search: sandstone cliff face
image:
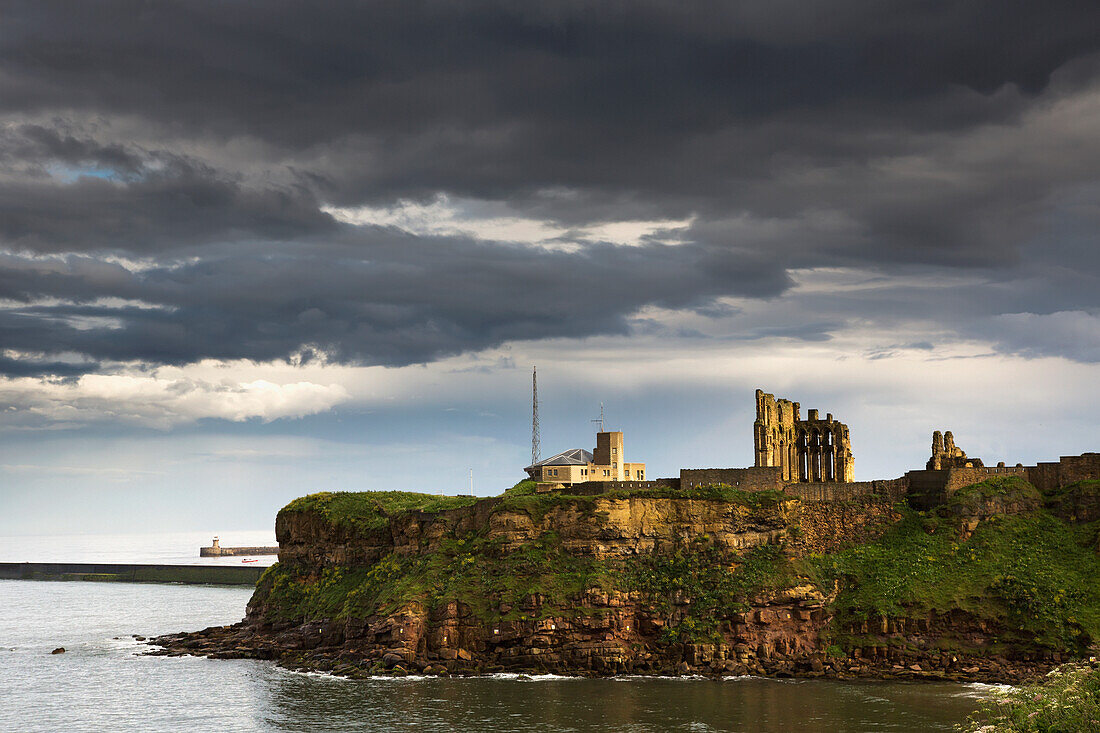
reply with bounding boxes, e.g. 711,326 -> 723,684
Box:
152,488 -> 1072,683
216,493 -> 918,678
275,495 -> 801,573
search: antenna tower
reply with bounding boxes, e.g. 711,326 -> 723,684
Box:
591,402 -> 605,433
531,366 -> 540,465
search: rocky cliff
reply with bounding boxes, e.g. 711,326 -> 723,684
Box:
153,480 -> 1100,682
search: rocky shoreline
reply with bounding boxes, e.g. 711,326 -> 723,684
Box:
149,591 -> 1067,685
148,620 -> 1059,684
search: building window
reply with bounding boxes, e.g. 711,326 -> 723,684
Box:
604,469 -> 610,476
625,470 -> 630,478
612,462 -> 617,469
639,472 -> 644,479
612,448 -> 617,455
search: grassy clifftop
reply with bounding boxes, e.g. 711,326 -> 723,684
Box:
262,477 -> 1100,658
279,480 -> 791,534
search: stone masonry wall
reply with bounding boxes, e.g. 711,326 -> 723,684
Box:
568,479 -> 680,494
680,467 -> 785,491
1028,454 -> 1100,493
783,478 -> 908,503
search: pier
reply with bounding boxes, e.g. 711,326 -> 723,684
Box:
199,536 -> 279,557
0,562 -> 264,586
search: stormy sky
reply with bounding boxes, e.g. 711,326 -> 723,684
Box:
2,1 -> 1099,536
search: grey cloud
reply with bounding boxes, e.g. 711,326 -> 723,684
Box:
983,311 -> 1100,363
0,356 -> 99,378
0,232 -> 790,375
1,1 -> 1100,374
0,149 -> 337,253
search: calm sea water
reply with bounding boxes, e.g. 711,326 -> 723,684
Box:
0,580 -> 997,732
0,533 -> 995,731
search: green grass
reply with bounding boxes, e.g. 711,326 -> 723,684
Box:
1045,480 -> 1100,521
801,498 -> 1100,648
963,662 -> 1100,732
939,476 -> 1042,517
504,479 -> 539,496
281,483 -> 791,536
280,491 -> 481,532
1044,479 -> 1100,500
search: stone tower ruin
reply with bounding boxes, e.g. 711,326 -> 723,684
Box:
926,430 -> 983,470
753,389 -> 854,483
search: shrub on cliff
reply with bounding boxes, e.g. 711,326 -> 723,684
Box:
963,662 -> 1100,732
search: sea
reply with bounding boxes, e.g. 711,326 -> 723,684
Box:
0,532 -> 999,732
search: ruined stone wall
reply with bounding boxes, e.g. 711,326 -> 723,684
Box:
754,390 -> 800,482
783,478 -> 908,503
944,467 -> 1000,493
753,389 -> 854,483
679,467 -> 785,491
567,479 -> 679,494
927,430 -> 982,470
906,466 -> 1027,508
1028,454 -> 1100,493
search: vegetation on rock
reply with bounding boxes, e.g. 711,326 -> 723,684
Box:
802,506 -> 1100,648
622,543 -> 793,641
258,476 -> 1100,670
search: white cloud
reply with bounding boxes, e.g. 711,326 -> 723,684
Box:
323,193 -> 692,248
0,371 -> 349,428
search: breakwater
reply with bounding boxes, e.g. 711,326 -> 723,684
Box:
0,562 -> 262,586
199,545 -> 279,557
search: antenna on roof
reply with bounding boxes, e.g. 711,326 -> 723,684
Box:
531,367 -> 540,466
591,402 -> 605,433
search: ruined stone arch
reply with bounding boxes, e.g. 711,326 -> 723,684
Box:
753,389 -> 855,484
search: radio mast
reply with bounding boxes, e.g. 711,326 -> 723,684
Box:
591,402 -> 605,433
531,366 -> 540,466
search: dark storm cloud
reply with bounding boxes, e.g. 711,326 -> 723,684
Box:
0,125 -> 337,252
0,233 -> 790,375
1,0 -> 1099,374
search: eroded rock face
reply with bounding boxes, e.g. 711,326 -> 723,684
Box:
194,494 -> 908,678
275,495 -> 801,574
149,491 -> 1056,683
152,588 -> 1053,683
